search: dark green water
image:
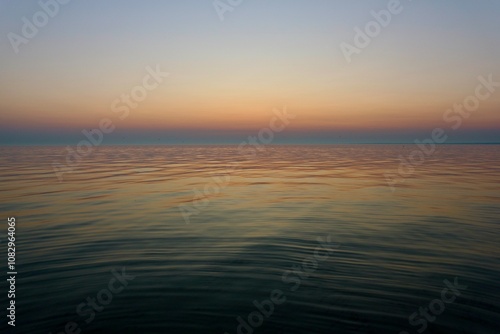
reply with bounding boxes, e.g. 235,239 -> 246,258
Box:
1,145 -> 499,334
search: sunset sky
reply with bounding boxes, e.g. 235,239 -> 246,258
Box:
1,0 -> 499,144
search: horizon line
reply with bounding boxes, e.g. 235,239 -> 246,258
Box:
2,142 -> 500,147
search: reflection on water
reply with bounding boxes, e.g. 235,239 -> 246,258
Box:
0,145 -> 499,334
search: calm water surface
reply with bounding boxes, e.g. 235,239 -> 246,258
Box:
1,145 -> 499,333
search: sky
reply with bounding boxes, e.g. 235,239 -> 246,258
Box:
0,0 -> 499,144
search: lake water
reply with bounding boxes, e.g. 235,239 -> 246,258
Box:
1,145 -> 499,333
